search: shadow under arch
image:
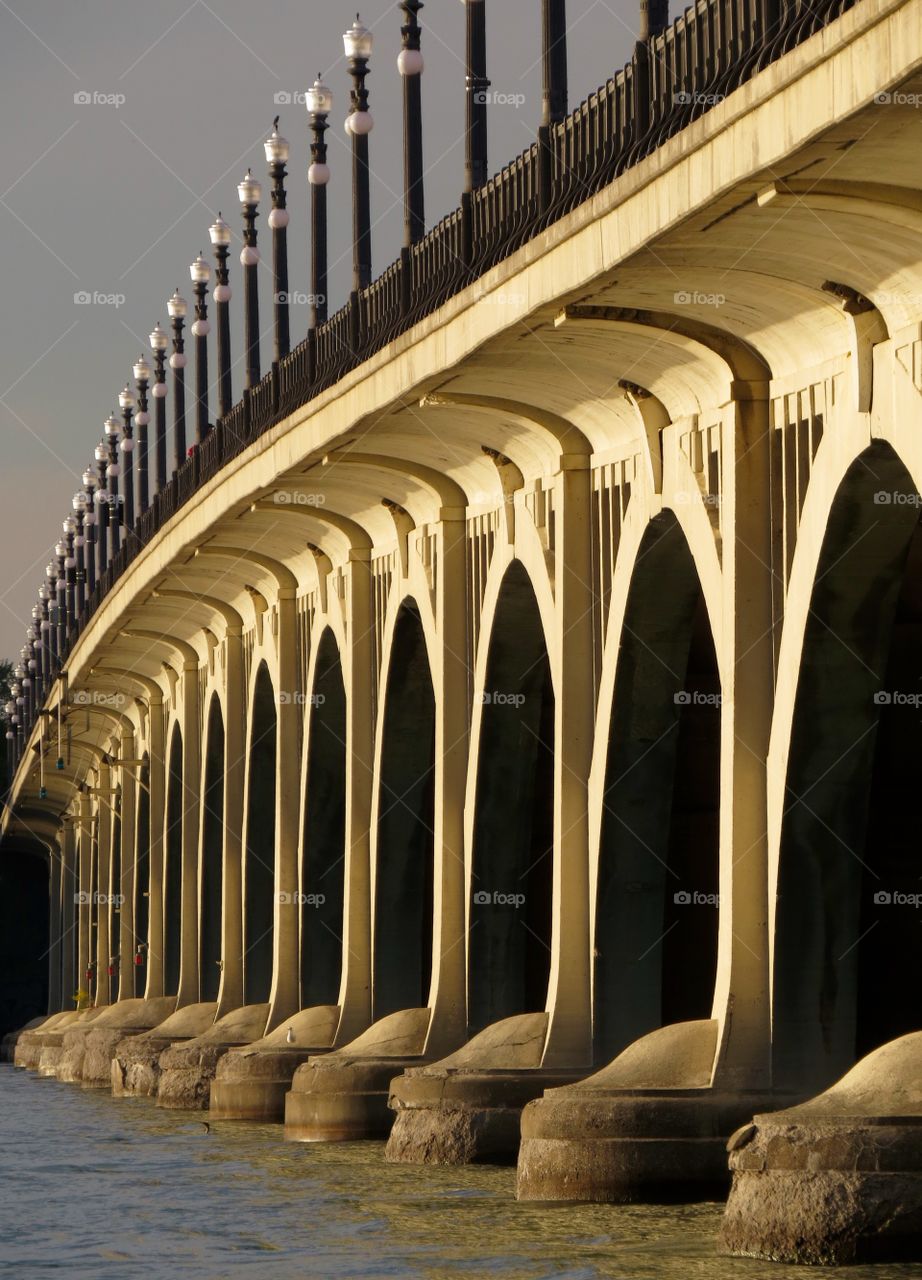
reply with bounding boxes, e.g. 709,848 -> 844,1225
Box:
300,629 -> 347,1007
200,697 -> 224,1002
109,793 -> 121,1003
244,663 -> 277,1005
593,511 -> 720,1066
134,754 -> 150,996
164,726 -> 183,996
774,442 -> 922,1093
469,559 -> 554,1037
373,600 -> 435,1020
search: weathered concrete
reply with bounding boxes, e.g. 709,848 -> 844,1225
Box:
721,1033 -> 922,1265
77,997 -> 178,1088
385,1013 -> 587,1165
209,1005 -> 340,1122
111,1002 -> 218,1098
10,1013 -> 74,1068
285,1009 -> 431,1141
156,1003 -> 270,1110
35,1009 -> 106,1076
516,1022 -> 780,1202
1,1016 -> 48,1064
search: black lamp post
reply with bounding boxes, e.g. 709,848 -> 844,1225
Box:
209,214 -> 233,417
638,0 -> 668,39
62,518 -> 76,635
167,289 -> 188,470
149,323 -> 169,493
43,569 -> 58,671
118,385 -> 135,530
465,0 -> 489,193
344,16 -> 374,294
189,254 -> 211,443
265,122 -> 290,363
52,545 -> 66,655
94,441 -> 109,576
306,78 -> 333,330
542,0 -> 568,126
237,170 -> 262,389
81,468 -> 96,593
398,2 -> 425,247
72,490 -> 87,614
29,607 -> 43,703
133,356 -> 150,513
104,414 -> 121,559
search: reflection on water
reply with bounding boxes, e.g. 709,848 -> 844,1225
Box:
0,1063 -> 918,1280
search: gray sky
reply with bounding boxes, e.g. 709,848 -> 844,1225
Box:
0,0 -> 638,659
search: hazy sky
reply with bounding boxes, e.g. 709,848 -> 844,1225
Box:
0,0 -> 639,658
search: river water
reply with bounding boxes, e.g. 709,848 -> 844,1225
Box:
0,1063 -> 918,1280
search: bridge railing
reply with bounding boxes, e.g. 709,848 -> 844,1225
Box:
9,0 -> 859,773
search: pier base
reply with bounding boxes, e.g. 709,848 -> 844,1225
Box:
111,1003 -> 218,1097
10,1013 -> 75,1068
57,998 -> 177,1084
385,1013 -> 585,1165
209,1005 -> 339,1122
156,1004 -> 270,1110
2,1016 -> 47,1063
721,1032 -> 922,1265
285,1008 -> 431,1142
516,1021 -> 779,1202
36,1009 -> 106,1076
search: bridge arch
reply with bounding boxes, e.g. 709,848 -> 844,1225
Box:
772,441 -> 922,1092
468,558 -> 555,1035
163,724 -> 183,996
591,510 -> 721,1065
199,696 -> 224,1003
300,628 -> 347,1007
243,661 -> 277,1006
371,597 -> 436,1019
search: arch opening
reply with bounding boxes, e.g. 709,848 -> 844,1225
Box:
774,443 -> 922,1092
593,513 -> 720,1066
373,601 -> 435,1019
244,663 -> 276,1005
469,560 -> 555,1036
300,630 -> 347,1008
109,795 -> 121,1004
164,726 -> 183,996
200,699 -> 225,1003
133,756 -> 150,996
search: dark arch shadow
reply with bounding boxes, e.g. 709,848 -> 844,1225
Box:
134,755 -> 150,996
0,849 -> 48,1033
469,560 -> 555,1037
109,794 -> 121,1003
164,726 -> 183,996
301,630 -> 347,1007
244,663 -> 277,1005
200,698 -> 225,1002
373,601 -> 435,1020
774,442 -> 922,1093
593,513 -> 720,1066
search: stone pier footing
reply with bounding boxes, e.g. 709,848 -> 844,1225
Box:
57,998 -> 177,1084
721,1032 -> 922,1265
36,1009 -> 106,1076
10,1013 -> 75,1068
111,1003 -> 218,1097
285,1008 -> 432,1142
516,1020 -> 782,1203
2,1016 -> 47,1063
156,1004 -> 270,1110
385,1013 -> 586,1166
209,1005 -> 340,1122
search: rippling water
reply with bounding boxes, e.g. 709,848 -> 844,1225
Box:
1,1063 -> 919,1280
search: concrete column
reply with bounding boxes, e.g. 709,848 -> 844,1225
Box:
543,458 -> 594,1067
218,632 -> 246,1014
60,818 -> 77,1011
269,588 -> 301,1025
712,390 -> 774,1090
95,766 -> 112,1007
333,553 -> 375,1043
77,794 -> 93,1002
425,515 -> 469,1056
145,702 -> 166,997
117,731 -> 137,1002
47,841 -> 63,1014
177,663 -> 201,1005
